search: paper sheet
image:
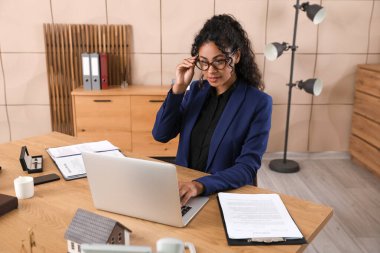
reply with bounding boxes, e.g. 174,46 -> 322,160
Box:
47,141 -> 122,179
53,150 -> 125,178
218,193 -> 303,240
47,140 -> 118,158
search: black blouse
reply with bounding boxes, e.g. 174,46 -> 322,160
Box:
189,84 -> 235,171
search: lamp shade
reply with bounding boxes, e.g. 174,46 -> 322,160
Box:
298,78 -> 323,96
264,42 -> 288,61
303,3 -> 326,24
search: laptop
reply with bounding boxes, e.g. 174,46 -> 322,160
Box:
82,152 -> 209,227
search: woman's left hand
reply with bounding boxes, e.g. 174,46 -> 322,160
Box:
178,181 -> 205,206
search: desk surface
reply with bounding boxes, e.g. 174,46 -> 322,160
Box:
0,132 -> 332,253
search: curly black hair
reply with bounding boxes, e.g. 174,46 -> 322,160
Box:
191,14 -> 264,90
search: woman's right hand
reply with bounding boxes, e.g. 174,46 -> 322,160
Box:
172,56 -> 197,94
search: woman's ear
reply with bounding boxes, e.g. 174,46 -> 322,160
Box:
234,49 -> 241,64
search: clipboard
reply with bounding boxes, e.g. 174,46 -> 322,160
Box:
217,195 -> 307,246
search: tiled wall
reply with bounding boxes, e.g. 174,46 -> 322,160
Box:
0,0 -> 379,152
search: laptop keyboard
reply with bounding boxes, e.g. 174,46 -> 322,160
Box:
181,205 -> 192,216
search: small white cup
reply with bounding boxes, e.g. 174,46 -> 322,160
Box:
156,238 -> 196,253
14,176 -> 34,199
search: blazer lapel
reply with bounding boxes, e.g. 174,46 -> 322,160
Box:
181,85 -> 210,166
206,81 -> 247,171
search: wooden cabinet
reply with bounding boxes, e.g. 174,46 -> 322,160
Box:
350,64 -> 380,176
72,86 -> 178,156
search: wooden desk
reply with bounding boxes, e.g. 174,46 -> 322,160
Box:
0,132 -> 332,253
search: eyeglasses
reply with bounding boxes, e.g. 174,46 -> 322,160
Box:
195,57 -> 233,71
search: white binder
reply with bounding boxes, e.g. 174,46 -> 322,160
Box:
81,53 -> 92,90
90,53 -> 101,90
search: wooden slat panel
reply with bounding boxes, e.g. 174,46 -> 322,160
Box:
356,68 -> 380,97
43,24 -> 131,136
350,135 -> 380,177
353,91 -> 380,124
43,24 -> 56,131
52,24 -> 62,133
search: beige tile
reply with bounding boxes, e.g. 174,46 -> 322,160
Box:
318,1 -> 372,53
267,104 -> 311,152
162,0 -> 214,53
107,0 -> 161,53
0,106 -> 10,143
2,53 -> 49,105
162,54 -> 189,86
369,1 -> 380,53
263,54 -> 316,105
130,54 -> 161,86
215,0 -> 267,53
0,57 -> 5,105
0,0 -> 52,52
309,105 -> 353,152
367,54 -> 380,64
267,0 -> 321,54
313,54 -> 367,105
51,0 -> 106,24
8,105 -> 51,141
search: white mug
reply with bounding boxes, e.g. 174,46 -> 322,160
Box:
156,238 -> 196,253
14,176 -> 34,199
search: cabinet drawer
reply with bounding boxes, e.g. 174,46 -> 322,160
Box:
77,131 -> 132,151
131,95 -> 165,131
74,95 -> 131,132
354,92 -> 380,124
132,132 -> 178,157
356,68 -> 380,97
351,113 -> 380,148
350,135 -> 380,177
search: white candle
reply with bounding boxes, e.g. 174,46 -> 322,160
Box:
14,176 -> 34,199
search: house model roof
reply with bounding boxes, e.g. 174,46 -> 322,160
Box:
64,208 -> 131,244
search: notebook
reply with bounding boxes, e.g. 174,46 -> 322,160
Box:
82,152 -> 209,227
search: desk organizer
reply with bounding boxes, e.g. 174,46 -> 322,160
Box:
19,146 -> 43,173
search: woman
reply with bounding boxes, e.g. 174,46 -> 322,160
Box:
153,14 -> 272,205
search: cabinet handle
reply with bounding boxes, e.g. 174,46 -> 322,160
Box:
81,129 -> 86,132
93,99 -> 112,102
149,99 -> 164,103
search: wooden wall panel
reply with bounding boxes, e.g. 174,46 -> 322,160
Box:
43,24 -> 131,135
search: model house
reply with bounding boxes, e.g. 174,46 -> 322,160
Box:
64,208 -> 131,253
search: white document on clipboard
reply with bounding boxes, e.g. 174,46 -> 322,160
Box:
218,193 -> 303,241
47,141 -> 124,180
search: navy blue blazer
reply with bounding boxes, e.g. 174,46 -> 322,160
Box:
152,79 -> 272,195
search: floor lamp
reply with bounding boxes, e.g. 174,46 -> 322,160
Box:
264,0 -> 326,173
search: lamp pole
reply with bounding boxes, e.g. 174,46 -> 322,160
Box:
269,0 -> 302,173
